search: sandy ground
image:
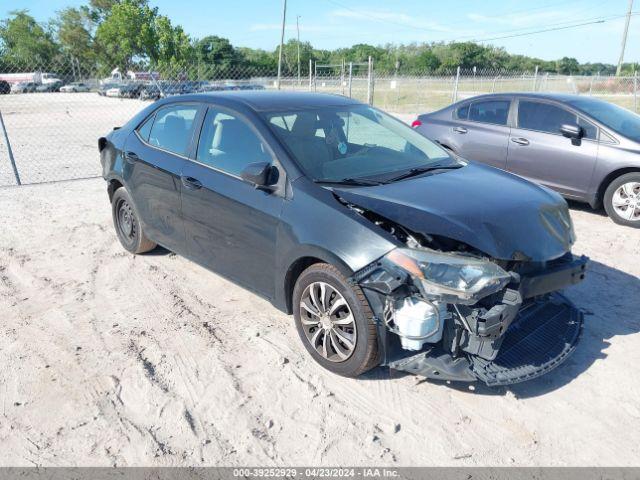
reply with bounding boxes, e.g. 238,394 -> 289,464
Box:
1,178 -> 639,467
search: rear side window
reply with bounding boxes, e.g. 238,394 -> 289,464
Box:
148,105 -> 199,156
136,115 -> 154,142
468,100 -> 510,125
455,104 -> 469,119
518,101 -> 597,139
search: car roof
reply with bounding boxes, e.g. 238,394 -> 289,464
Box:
459,92 -> 591,103
161,91 -> 362,112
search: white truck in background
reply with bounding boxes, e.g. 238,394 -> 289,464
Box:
0,72 -> 63,85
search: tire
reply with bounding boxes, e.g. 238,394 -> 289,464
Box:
292,263 -> 379,377
111,187 -> 157,254
603,172 -> 640,228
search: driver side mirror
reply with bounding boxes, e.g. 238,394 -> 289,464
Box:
240,162 -> 278,191
560,124 -> 583,140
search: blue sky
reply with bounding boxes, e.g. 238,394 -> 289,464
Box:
5,0 -> 639,64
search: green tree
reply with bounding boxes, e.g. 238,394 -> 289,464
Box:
195,36 -> 236,66
237,47 -> 276,71
94,0 -> 158,72
55,7 -> 95,69
155,15 -> 194,74
0,10 -> 59,67
556,57 -> 580,75
415,49 -> 440,72
282,39 -> 313,75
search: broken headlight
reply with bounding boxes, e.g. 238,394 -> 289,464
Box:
385,248 -> 511,305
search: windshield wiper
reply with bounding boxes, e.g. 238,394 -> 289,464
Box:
384,163 -> 462,183
314,177 -> 382,186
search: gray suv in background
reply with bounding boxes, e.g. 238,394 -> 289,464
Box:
413,93 -> 640,227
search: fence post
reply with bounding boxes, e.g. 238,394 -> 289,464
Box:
308,59 -> 313,91
533,65 -> 539,91
340,59 -> 345,96
348,62 -> 353,98
366,56 -> 374,105
452,66 -> 460,102
635,71 -> 638,113
0,110 -> 21,186
314,61 -> 317,92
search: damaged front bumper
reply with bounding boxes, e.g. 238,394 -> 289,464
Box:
353,252 -> 588,386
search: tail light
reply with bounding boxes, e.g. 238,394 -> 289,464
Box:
411,119 -> 422,128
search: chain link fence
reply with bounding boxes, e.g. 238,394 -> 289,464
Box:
0,59 -> 638,186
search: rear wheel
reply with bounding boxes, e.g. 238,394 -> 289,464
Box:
604,173 -> 640,228
293,263 -> 379,377
111,187 -> 157,253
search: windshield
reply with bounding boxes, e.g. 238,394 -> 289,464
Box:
566,98 -> 640,142
265,105 -> 453,182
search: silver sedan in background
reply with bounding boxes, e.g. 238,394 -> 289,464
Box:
413,93 -> 640,227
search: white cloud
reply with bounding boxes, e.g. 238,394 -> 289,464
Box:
467,10 -> 571,28
249,23 -> 332,33
329,8 -> 454,33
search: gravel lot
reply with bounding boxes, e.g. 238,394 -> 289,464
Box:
1,178 -> 639,467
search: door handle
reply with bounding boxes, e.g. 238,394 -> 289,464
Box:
511,137 -> 530,146
453,127 -> 468,134
124,151 -> 139,163
181,176 -> 202,190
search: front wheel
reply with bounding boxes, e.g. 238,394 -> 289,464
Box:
604,173 -> 640,228
111,187 -> 157,254
293,263 -> 379,377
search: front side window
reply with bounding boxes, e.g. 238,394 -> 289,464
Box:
518,100 -> 597,139
265,105 -> 453,182
148,104 -> 198,156
196,108 -> 271,176
566,97 -> 640,142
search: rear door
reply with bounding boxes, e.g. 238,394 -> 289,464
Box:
180,105 -> 284,299
446,97 -> 512,169
124,103 -> 202,253
506,98 -> 599,198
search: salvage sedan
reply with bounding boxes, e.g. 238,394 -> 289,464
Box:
99,92 -> 588,386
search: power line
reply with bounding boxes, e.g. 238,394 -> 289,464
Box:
467,13 -> 639,43
322,0 -> 609,33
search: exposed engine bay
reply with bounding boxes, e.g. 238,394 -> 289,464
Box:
343,199 -> 588,386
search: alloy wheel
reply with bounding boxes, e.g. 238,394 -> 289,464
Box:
299,281 -> 357,363
611,182 -> 640,222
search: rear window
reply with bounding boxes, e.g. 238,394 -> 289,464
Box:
468,100 -> 510,126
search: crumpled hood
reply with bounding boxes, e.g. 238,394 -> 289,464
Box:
335,162 -> 575,261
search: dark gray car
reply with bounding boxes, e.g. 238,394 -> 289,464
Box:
100,91 -> 588,386
414,93 -> 640,227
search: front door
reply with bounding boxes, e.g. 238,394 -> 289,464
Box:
124,103 -> 201,252
506,99 -> 599,199
180,106 -> 284,299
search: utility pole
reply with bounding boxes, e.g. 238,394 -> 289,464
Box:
276,0 -> 287,90
296,15 -> 301,86
616,0 -> 634,76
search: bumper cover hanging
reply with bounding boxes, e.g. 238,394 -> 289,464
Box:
389,293 -> 583,386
